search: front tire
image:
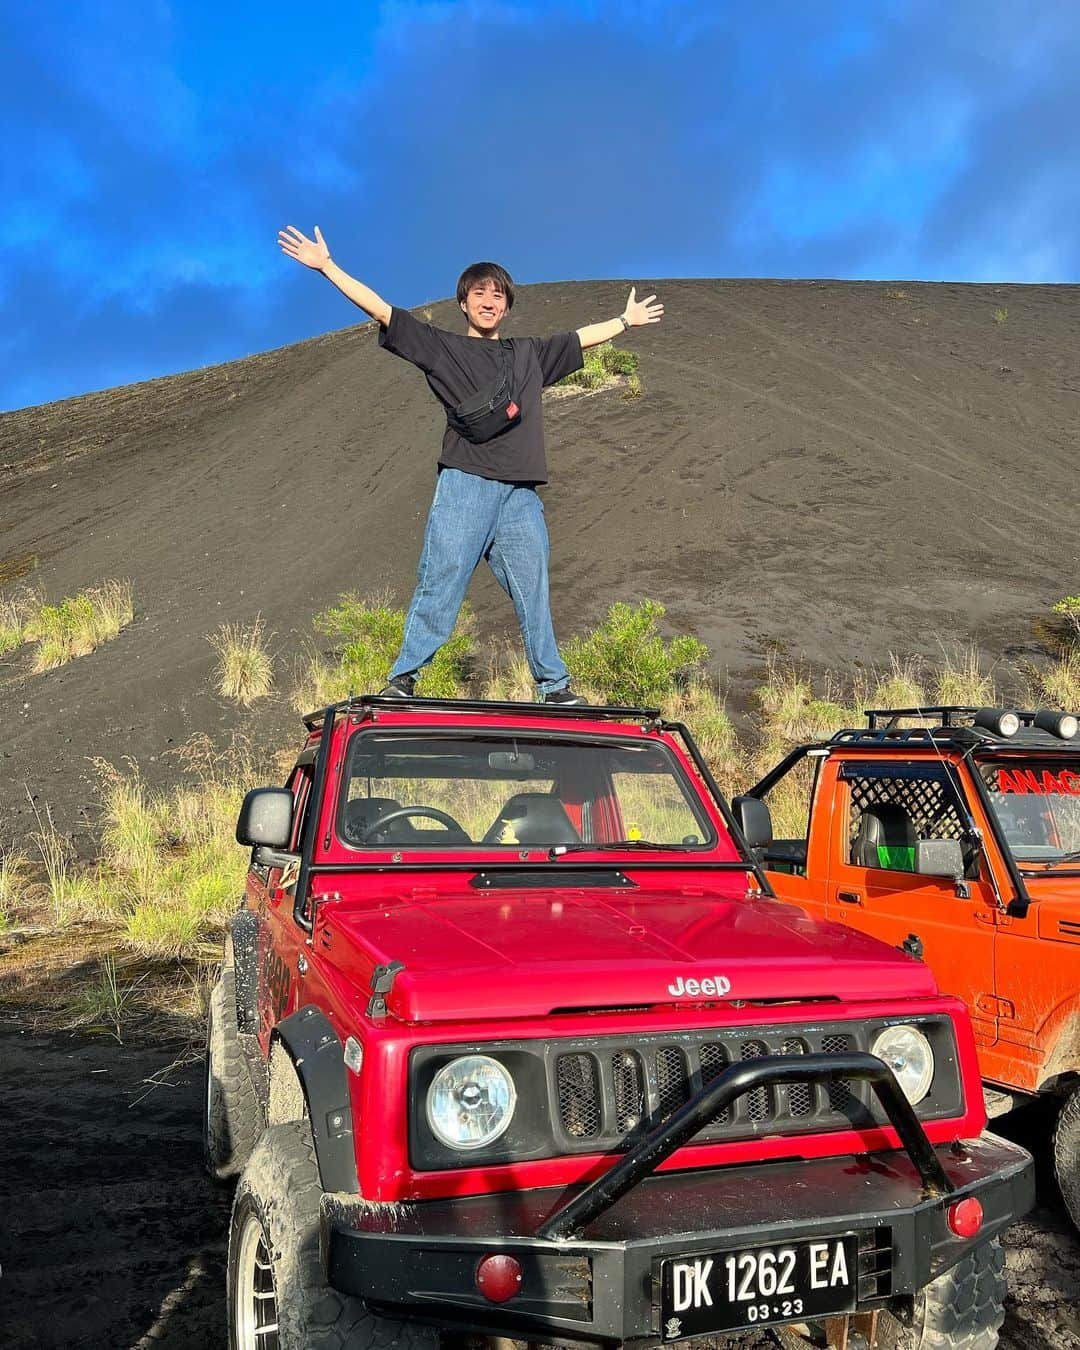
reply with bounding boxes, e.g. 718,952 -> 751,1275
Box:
204,969 -> 262,1181
228,1120 -> 438,1350
773,1239 -> 1006,1350
1053,1085 -> 1080,1230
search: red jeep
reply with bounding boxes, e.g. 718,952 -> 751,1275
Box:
740,703 -> 1080,1231
206,696 -> 1033,1350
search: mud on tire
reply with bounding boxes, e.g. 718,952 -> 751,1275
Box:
774,1239 -> 1006,1350
1053,1085 -> 1080,1231
204,969 -> 263,1181
228,1119 -> 438,1350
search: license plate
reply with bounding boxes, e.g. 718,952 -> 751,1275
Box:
659,1234 -> 859,1338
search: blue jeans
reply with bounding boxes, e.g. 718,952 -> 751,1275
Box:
389,468 -> 570,694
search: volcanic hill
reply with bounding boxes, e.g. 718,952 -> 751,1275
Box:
1,278 -> 1078,846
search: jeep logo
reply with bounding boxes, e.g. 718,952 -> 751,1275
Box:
667,975 -> 731,998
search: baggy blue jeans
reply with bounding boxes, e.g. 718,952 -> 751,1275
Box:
389,468 -> 571,694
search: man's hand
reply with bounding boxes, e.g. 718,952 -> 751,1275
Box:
623,286 -> 663,327
278,225 -> 392,324
278,224 -> 331,270
576,286 -> 664,349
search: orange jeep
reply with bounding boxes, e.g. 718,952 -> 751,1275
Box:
737,705 -> 1080,1228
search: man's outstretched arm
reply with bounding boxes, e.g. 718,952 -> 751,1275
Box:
278,225 -> 392,327
576,286 -> 664,349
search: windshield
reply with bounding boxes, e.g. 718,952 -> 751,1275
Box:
978,758 -> 1080,864
337,732 -> 717,851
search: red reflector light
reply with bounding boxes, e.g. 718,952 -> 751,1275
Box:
475,1253 -> 523,1303
947,1196 -> 984,1239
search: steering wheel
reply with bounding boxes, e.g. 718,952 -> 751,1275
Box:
358,806 -> 469,843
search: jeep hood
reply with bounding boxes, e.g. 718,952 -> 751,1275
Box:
329,885 -> 937,1022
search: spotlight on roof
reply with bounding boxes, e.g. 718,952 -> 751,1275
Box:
973,708 -> 1021,737
1034,710 -> 1079,740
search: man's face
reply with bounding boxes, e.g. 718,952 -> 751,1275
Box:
461,277 -> 508,333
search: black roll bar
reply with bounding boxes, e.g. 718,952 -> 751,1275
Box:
537,1051 -> 954,1241
294,704 -> 335,935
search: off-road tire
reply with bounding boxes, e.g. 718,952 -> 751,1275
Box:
204,969 -> 262,1181
1053,1085 -> 1080,1230
773,1239 -> 1006,1350
228,1119 -> 439,1350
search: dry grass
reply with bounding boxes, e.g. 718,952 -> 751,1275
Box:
480,645 -> 537,703
0,846 -> 28,929
61,953 -> 144,1043
0,585 -> 44,655
1027,651 -> 1080,711
23,579 -> 134,671
929,642 -> 997,706
209,615 -> 274,705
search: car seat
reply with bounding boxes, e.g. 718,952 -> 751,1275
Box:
852,802 -> 917,871
483,793 -> 582,847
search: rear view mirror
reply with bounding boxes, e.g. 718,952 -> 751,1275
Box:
915,839 -> 964,879
488,751 -> 536,772
236,788 -> 294,848
731,795 -> 773,852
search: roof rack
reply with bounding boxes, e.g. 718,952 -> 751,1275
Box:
301,694 -> 663,732
862,705 -> 986,730
829,724 -> 981,748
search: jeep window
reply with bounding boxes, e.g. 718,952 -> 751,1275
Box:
977,758 -> 1080,863
338,733 -> 715,850
842,764 -> 978,878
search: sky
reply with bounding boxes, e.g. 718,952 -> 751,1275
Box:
2,0 -> 1078,411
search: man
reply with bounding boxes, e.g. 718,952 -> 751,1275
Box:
278,224 -> 663,703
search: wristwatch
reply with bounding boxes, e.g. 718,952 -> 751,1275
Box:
618,313 -> 631,331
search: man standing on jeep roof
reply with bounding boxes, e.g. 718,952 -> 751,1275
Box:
278,224 -> 663,704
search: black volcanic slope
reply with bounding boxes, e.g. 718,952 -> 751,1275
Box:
1,278 -> 1078,844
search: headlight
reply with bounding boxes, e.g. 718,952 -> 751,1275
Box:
426,1054 -> 516,1150
871,1024 -> 935,1105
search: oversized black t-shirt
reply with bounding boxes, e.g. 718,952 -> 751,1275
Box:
377,307 -> 583,484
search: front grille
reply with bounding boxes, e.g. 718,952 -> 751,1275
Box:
557,1053 -> 602,1139
552,1024 -> 873,1149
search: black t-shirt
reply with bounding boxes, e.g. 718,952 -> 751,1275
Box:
378,307 -> 583,484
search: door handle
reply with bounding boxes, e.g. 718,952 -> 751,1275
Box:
837,890 -> 863,906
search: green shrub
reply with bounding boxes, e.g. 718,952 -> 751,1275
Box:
1051,597 -> 1080,651
557,342 -> 639,392
563,600 -> 708,705
302,592 -> 474,707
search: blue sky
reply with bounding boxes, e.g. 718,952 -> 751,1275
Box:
2,0 -> 1077,411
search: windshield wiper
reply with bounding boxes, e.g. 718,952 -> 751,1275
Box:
549,839 -> 700,859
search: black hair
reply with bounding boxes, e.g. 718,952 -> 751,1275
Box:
456,262 -> 515,311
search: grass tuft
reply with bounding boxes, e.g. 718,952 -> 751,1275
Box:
209,615 -> 274,704
929,643 -> 996,707
294,591 -> 474,709
556,342 -> 639,395
24,579 -> 134,671
62,954 -> 144,1042
1027,651 -> 1080,711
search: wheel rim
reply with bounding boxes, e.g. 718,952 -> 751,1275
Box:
234,1211 -> 280,1350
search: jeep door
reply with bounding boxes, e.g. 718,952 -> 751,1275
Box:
754,749 -> 833,917
252,760 -> 311,1046
825,760 -> 999,1048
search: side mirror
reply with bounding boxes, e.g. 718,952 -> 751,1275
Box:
236,787 -> 294,848
732,795 -> 773,852
915,838 -> 964,879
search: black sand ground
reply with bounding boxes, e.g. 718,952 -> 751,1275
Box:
1,279 -> 1078,847
0,1017 -> 1076,1349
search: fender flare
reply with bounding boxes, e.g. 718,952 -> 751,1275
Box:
227,909 -> 260,1034
272,1005 -> 359,1193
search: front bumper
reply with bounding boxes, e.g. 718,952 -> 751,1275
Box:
323,1132 -> 1033,1345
